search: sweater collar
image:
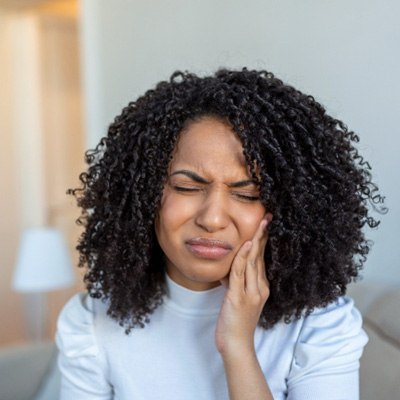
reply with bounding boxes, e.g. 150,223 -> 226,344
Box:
164,273 -> 226,316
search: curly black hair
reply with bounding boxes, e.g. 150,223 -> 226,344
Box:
70,68 -> 387,332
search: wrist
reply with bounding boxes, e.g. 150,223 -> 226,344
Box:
219,341 -> 256,362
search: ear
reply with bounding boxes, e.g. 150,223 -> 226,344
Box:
265,212 -> 273,224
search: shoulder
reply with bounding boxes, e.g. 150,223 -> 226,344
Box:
288,296 -> 368,385
298,295 -> 366,344
56,293 -> 116,397
56,292 -> 110,358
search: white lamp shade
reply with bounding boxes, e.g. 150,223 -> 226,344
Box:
13,228 -> 75,292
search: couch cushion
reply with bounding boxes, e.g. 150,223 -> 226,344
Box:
360,324 -> 400,400
346,281 -> 393,315
348,282 -> 400,400
365,289 -> 400,348
32,348 -> 61,400
0,341 -> 55,400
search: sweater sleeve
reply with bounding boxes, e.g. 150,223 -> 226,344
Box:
55,293 -> 113,400
287,296 -> 368,400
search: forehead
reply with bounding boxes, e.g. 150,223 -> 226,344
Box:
170,117 -> 248,173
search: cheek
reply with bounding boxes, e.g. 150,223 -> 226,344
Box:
237,205 -> 266,238
157,191 -> 196,232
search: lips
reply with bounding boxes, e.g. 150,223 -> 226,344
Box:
185,238 -> 233,259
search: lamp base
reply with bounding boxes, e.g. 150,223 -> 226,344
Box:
23,292 -> 47,342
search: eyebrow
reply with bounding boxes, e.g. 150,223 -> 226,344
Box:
169,169 -> 259,188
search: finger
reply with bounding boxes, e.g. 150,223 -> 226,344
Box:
245,255 -> 259,294
259,216 -> 273,295
247,218 -> 269,290
258,220 -> 270,281
229,240 -> 252,293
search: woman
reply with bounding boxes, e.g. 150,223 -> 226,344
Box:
57,68 -> 386,399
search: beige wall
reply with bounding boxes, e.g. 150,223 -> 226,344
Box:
0,1 -> 85,346
0,12 -> 25,344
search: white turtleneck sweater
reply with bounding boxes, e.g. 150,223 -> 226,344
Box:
56,274 -> 367,400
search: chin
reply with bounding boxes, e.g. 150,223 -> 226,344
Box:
185,265 -> 230,283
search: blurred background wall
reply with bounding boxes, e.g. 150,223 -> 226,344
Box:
1,0 -> 399,346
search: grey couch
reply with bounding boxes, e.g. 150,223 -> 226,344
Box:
1,282 -> 399,400
0,341 -> 59,400
347,281 -> 400,399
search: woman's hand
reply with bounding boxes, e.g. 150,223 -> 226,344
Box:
215,215 -> 271,357
216,215 -> 274,399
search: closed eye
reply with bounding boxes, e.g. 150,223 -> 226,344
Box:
234,193 -> 260,201
172,186 -> 200,193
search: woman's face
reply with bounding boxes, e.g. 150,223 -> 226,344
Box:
155,117 -> 268,291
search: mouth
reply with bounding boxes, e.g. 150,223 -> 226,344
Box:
185,238 -> 233,260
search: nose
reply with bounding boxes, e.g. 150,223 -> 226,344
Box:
194,189 -> 230,233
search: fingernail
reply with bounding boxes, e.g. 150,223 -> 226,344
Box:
245,241 -> 253,250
